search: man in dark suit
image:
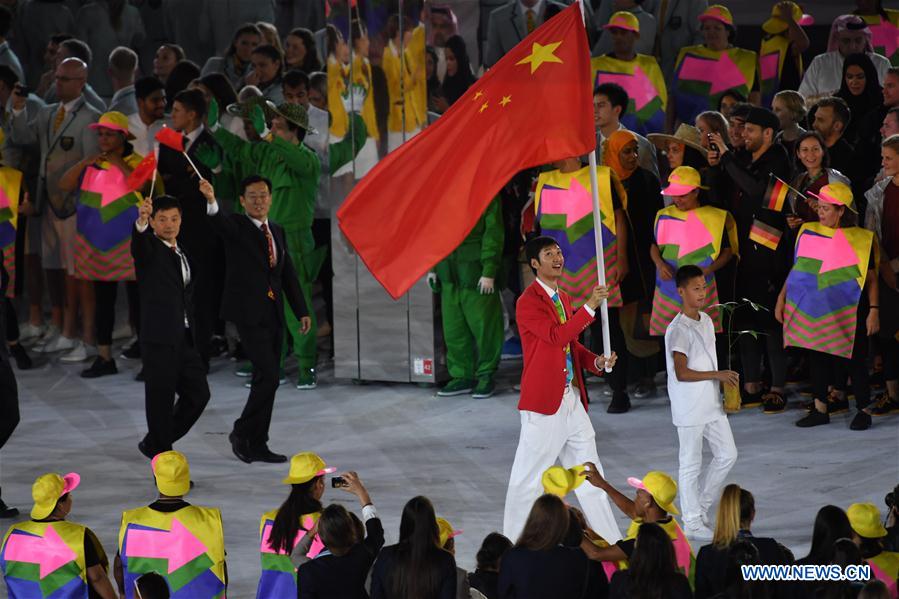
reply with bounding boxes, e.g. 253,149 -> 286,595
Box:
132,194 -> 210,460
0,259 -> 19,518
200,176 -> 311,464
502,236 -> 619,543
156,88 -> 223,364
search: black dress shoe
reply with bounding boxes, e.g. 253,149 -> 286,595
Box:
0,498 -> 19,519
607,392 -> 631,414
229,433 -> 253,464
251,446 -> 288,463
10,343 -> 32,370
81,357 -> 117,378
849,411 -> 872,431
138,439 -> 155,460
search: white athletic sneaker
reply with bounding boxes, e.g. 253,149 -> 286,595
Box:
18,322 -> 46,343
38,333 -> 77,354
684,522 -> 715,541
59,341 -> 97,363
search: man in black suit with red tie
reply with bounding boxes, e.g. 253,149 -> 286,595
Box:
200,176 -> 311,464
132,194 -> 210,459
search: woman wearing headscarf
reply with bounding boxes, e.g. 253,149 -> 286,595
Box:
436,35 -> 476,110
603,130 -> 663,398
836,52 -> 884,144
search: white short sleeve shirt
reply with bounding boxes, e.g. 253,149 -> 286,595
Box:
664,311 -> 725,427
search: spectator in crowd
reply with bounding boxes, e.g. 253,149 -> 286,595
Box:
56,111 -> 146,378
114,451 -> 226,597
648,124 -> 706,185
436,517 -> 471,599
603,129 -> 662,398
654,0 -> 706,83
296,471 -> 385,598
717,90 -> 745,119
608,522 -> 692,599
17,1 -> 75,87
285,28 -> 322,73
257,452 -> 332,596
498,494 -> 606,598
695,484 -> 793,598
865,134 -> 899,418
777,183 -> 878,430
592,0 -> 657,57
75,0 -> 145,100
152,43 -> 185,84
10,57 -> 101,362
255,21 -> 282,55
800,14 -> 891,103
0,6 -> 23,84
883,107 -> 899,141
436,34 -> 476,110
425,45 -> 441,112
429,3 -> 459,82
664,264 -> 738,540
596,82 -> 659,180
484,0 -> 567,68
246,44 -> 284,105
695,110 -> 731,152
724,102 -> 751,154
857,68 -> 899,185
789,131 -> 851,228
468,533 -> 512,599
836,53 -> 884,144
860,580 -> 892,599
42,38 -> 107,113
309,71 -> 326,112
201,22 -> 262,89
758,2 -> 811,109
708,107 -> 791,413
812,96 -> 868,218
128,76 -> 168,159
107,46 -> 138,115
847,503 -> 899,593
708,540 -> 776,599
798,505 -> 854,566
670,5 -> 758,130
370,495 -> 458,599
1,472 -> 118,598
695,110 -> 738,212
772,89 -> 807,160
163,59 -> 201,111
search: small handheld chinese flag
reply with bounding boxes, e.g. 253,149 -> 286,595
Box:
155,126 -> 184,152
338,2 -> 594,299
126,152 -> 156,191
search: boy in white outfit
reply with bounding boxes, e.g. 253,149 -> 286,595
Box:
665,265 -> 739,540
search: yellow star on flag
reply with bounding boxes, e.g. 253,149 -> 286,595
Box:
500,95 -> 512,107
516,41 -> 563,74
473,90 -> 484,100
480,101 -> 489,113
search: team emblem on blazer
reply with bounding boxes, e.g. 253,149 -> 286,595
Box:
60,136 -> 74,151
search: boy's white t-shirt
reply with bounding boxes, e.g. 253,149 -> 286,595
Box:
664,311 -> 725,427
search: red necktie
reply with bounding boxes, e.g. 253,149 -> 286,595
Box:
260,223 -> 275,268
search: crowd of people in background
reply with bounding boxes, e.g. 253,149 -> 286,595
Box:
0,0 -> 898,597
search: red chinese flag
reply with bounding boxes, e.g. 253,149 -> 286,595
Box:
155,126 -> 184,152
126,152 -> 157,191
337,3 -> 594,299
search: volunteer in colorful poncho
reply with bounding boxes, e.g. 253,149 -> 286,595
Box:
758,2 -> 812,108
855,2 -> 899,66
57,111 -> 159,380
649,166 -> 737,337
431,196 -> 504,400
256,452 -> 333,599
1,472 -> 118,598
590,11 -> 667,136
115,451 -> 226,599
847,502 -> 899,595
775,183 -> 879,431
671,5 -> 758,128
533,156 -> 631,413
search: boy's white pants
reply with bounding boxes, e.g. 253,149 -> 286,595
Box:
676,416 -> 738,526
503,384 -> 622,544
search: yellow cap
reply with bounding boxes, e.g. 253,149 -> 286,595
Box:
282,452 -> 336,485
847,503 -> 888,539
628,471 -> 679,515
89,111 -> 135,139
603,11 -> 640,33
661,166 -> 708,196
541,465 -> 587,498
152,451 -> 190,497
437,517 -> 463,547
810,182 -> 856,213
699,5 -> 733,27
31,472 -> 80,520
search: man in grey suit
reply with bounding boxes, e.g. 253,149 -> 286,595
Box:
107,47 -> 138,116
654,0 -> 707,82
42,39 -> 107,114
483,0 -> 569,68
10,57 -> 101,360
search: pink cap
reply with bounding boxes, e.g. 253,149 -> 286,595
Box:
317,466 -> 337,476
627,476 -> 647,491
62,472 -> 81,495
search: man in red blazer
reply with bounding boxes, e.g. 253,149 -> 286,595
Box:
502,236 -> 622,543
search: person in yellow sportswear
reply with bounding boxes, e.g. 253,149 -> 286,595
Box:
1,471 -> 118,598
848,503 -> 899,594
114,451 -> 226,599
579,467 -> 696,589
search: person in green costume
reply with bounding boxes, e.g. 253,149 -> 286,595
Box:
201,89 -> 367,390
430,196 -> 505,399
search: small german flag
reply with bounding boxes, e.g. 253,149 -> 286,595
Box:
749,219 -> 782,251
765,175 -> 790,212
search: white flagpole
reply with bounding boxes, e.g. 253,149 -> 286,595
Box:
579,0 -> 612,371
